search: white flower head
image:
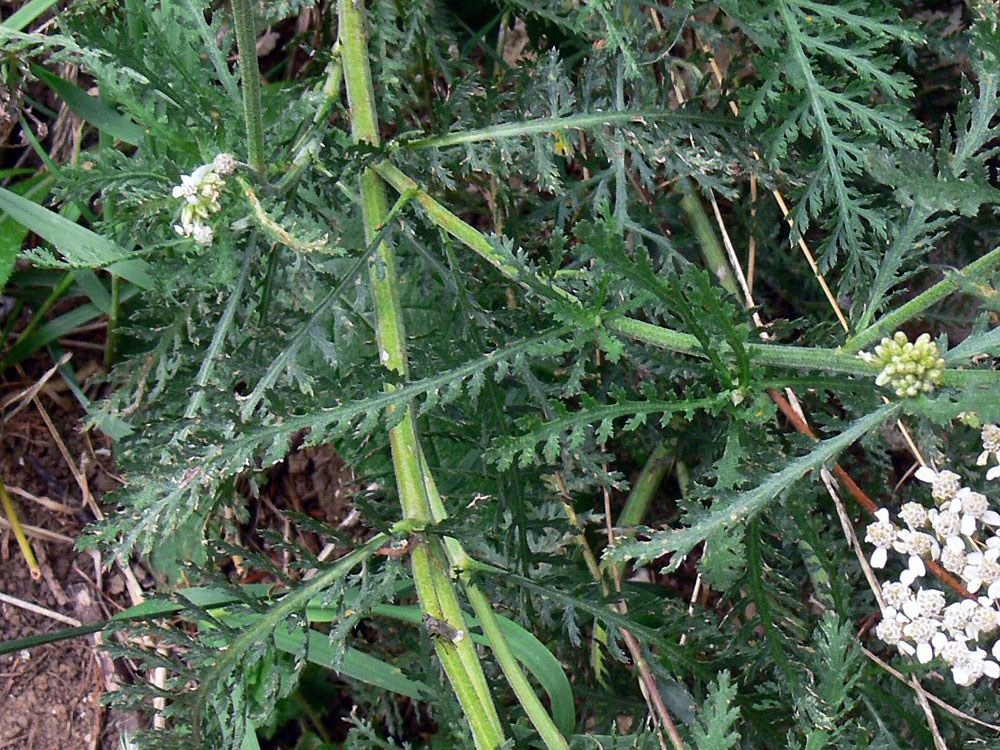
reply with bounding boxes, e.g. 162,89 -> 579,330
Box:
929,508 -> 962,542
942,599 -> 974,635
953,488 -> 1000,533
882,580 -> 913,611
940,536 -> 967,574
903,616 -> 942,663
951,646 -> 1000,686
935,634 -> 968,665
866,509 -> 898,568
171,178 -> 198,200
910,588 -> 946,619
192,223 -> 215,246
967,603 -> 999,639
978,424 -> 1000,468
212,152 -> 237,175
914,466 -> 962,504
899,502 -> 928,529
963,537 -> 1000,600
895,529 -> 939,584
876,613 -> 905,646
170,161 -> 227,243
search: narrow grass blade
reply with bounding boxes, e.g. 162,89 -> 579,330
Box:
31,65 -> 144,145
1,0 -> 59,30
0,186 -> 134,267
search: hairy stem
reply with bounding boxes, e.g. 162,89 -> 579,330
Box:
231,0 -> 265,173
338,3 -> 504,747
376,163 -> 1000,388
398,109 -> 731,150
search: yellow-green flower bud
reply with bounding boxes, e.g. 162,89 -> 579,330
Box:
867,331 -> 945,398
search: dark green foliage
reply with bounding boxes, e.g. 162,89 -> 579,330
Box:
6,0 -> 1000,748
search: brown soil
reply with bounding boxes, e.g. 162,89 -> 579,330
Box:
0,368 -> 133,750
0,356 -> 363,749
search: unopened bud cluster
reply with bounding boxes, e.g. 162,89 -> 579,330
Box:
170,153 -> 237,246
865,332 -> 945,398
865,425 -> 1000,686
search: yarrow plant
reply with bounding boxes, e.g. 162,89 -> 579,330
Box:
5,0 -> 1000,748
867,426 -> 1000,686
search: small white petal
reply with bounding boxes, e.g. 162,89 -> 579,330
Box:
903,599 -> 920,619
875,508 -> 890,522
982,511 -> 1000,526
988,466 -> 1000,481
984,660 -> 1000,678
989,580 -> 1000,600
900,569 -> 917,587
993,640 -> 1000,660
915,466 -> 938,483
871,547 -> 888,568
909,555 -> 926,577
953,665 -> 972,685
917,642 -> 933,663
898,641 -> 915,656
962,515 -> 978,535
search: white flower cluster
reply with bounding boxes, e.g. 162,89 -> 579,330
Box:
862,331 -> 945,398
171,153 -> 237,246
866,425 -> 1000,686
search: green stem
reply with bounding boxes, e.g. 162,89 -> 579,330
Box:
464,580 -> 572,750
842,245 -> 1000,355
675,182 -> 737,296
374,162 -> 576,302
617,443 -> 672,528
606,317 -> 881,376
105,274 -> 120,368
231,0 -> 265,173
398,109 -> 731,150
376,163 -> 1000,387
419,452 -> 568,749
276,52 -> 343,194
338,3 -> 504,747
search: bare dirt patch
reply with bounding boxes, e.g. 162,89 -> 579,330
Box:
0,373 -> 128,750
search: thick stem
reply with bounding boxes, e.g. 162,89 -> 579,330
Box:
675,183 -> 737,296
464,581 -> 571,750
419,451 -> 568,748
338,3 -> 504,747
617,443 -> 672,528
231,0 -> 265,174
